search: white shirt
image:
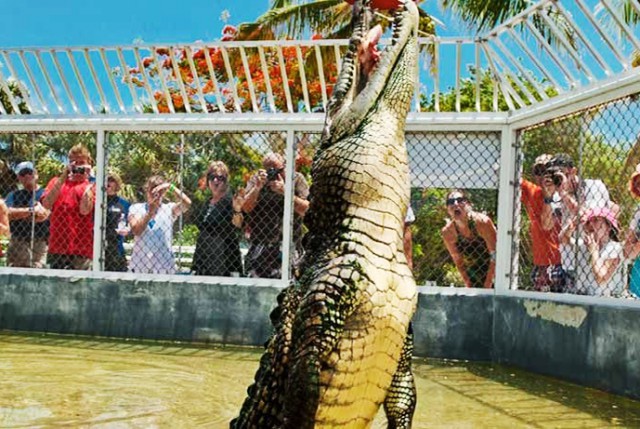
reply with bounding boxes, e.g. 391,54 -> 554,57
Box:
574,240 -> 624,297
560,179 -> 612,273
128,202 -> 177,274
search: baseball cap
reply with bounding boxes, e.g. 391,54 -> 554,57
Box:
14,161 -> 34,175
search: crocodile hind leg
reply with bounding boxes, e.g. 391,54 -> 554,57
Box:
383,324 -> 416,429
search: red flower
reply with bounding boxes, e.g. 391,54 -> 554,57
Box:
222,25 -> 238,36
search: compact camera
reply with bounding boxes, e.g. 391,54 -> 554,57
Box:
266,167 -> 283,181
544,165 -> 564,187
71,166 -> 88,175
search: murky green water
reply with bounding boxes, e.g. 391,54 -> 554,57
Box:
2,332 -> 640,428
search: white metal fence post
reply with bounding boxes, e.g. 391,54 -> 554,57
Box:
494,126 -> 518,293
280,130 -> 296,283
92,128 -> 106,272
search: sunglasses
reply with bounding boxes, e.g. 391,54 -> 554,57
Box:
532,164 -> 547,177
18,169 -> 34,177
208,173 -> 227,183
446,197 -> 467,206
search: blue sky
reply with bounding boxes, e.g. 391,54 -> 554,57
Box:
2,0 -> 634,120
0,0 -> 469,48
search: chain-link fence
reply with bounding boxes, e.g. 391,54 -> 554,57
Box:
0,132 -> 97,270
515,94 -> 640,299
0,131 -> 318,280
407,131 -> 501,288
4,112 -> 637,299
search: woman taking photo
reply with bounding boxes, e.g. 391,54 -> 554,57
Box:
128,175 -> 191,274
192,161 -> 245,277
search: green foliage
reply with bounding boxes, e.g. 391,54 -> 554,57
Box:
106,132 -> 266,206
0,132 -> 95,196
174,224 -> 199,246
410,186 -> 497,285
0,81 -> 30,115
421,66 -> 557,112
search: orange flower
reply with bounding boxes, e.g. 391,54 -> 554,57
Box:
171,93 -> 185,109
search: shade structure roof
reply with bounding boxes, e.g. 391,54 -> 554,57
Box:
0,0 -> 639,118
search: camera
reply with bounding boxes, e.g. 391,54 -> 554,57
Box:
544,165 -> 564,187
71,166 -> 88,174
266,167 -> 283,181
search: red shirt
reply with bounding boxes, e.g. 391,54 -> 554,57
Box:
43,177 -> 94,258
521,179 -> 561,266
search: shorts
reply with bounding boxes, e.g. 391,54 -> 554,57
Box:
7,237 -> 48,268
530,264 -> 567,293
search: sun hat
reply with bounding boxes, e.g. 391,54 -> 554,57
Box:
629,164 -> 640,198
14,161 -> 34,175
107,171 -> 123,187
581,206 -> 619,233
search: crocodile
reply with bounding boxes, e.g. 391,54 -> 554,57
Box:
231,0 -> 419,427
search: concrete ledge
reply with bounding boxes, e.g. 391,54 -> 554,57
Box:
493,295 -> 640,400
0,272 -> 279,345
413,292 -> 493,360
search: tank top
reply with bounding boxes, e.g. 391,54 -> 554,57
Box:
454,216 -> 490,288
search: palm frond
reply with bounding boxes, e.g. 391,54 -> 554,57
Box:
594,0 -> 640,43
440,0 -> 531,32
246,0 -> 348,40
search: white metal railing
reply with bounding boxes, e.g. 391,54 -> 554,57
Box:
0,0 -> 638,117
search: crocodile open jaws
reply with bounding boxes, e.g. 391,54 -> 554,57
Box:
231,0 -> 419,427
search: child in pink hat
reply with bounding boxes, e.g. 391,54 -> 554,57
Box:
577,206 -> 624,297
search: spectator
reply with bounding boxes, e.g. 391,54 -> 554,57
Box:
5,161 -> 50,268
521,154 -> 565,292
0,198 -> 8,254
564,207 -> 624,297
104,172 -> 130,272
242,153 -> 309,279
404,206 -> 415,271
192,161 -> 245,277
41,144 -> 95,270
441,190 -> 497,288
128,175 -> 191,274
623,164 -> 640,298
546,153 -> 614,290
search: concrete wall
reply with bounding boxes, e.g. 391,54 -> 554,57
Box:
1,272 -> 640,399
493,296 -> 640,400
413,290 -> 493,361
0,272 -> 279,345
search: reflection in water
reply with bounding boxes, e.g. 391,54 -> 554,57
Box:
1,332 -> 640,428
